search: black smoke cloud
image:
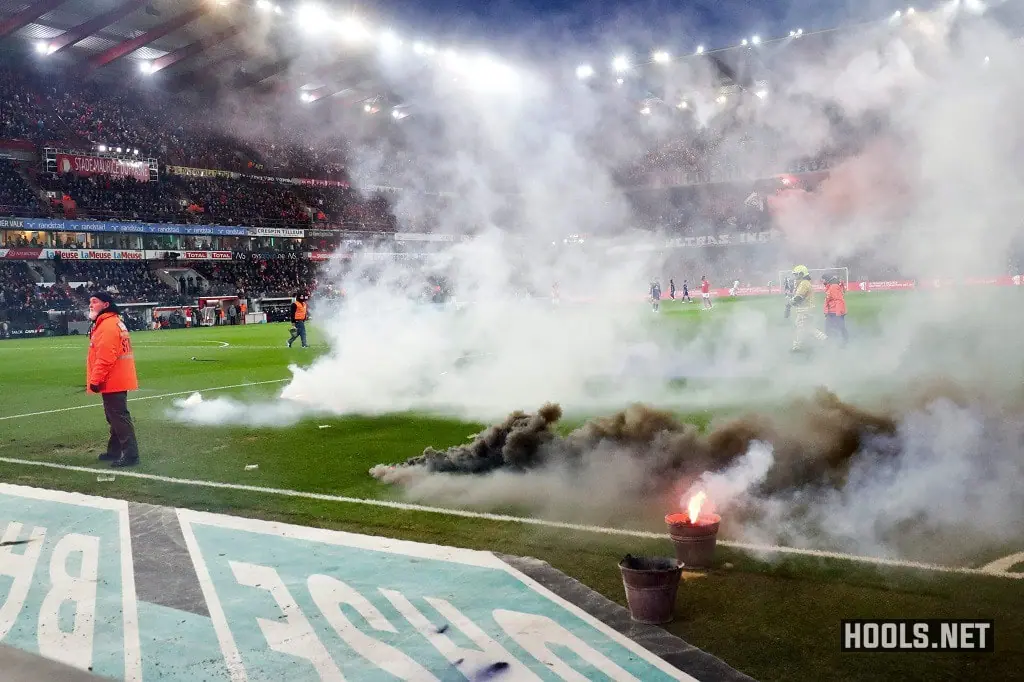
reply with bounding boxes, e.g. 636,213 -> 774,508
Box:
371,384 -> 1024,564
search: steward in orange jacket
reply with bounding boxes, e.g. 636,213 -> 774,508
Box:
87,292 -> 140,468
823,276 -> 849,346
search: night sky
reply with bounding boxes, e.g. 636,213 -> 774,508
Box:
369,0 -> 911,50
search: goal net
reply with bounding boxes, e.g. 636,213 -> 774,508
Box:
777,267 -> 849,293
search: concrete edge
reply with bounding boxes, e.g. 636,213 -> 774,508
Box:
497,554 -> 758,682
0,644 -> 105,682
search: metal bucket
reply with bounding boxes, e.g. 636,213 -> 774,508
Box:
665,513 -> 721,569
618,554 -> 683,625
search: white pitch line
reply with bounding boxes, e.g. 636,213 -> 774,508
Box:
0,379 -> 289,421
981,552 -> 1024,573
0,455 -> 1020,580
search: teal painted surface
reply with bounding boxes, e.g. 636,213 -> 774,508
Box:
0,496 -> 127,679
137,602 -> 231,682
187,521 -> 682,681
1,489 -> 687,681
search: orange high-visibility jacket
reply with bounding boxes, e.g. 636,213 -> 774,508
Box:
824,283 -> 847,316
87,312 -> 139,394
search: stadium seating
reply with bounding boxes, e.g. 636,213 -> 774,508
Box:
0,49 -> 878,328
0,159 -> 43,216
189,259 -> 319,299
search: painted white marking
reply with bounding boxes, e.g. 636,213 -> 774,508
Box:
0,522 -> 45,641
981,552 -> 1024,573
0,485 -> 142,679
308,575 -> 438,681
385,593 -> 541,680
37,532 -> 100,671
230,562 -> 344,680
118,502 -> 143,681
1,468 -> 1020,582
177,511 -> 249,682
494,609 -> 643,681
0,379 -> 288,421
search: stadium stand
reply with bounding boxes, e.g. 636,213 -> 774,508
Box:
0,39 -> 981,335
53,260 -> 181,304
189,259 -> 319,300
0,159 -> 42,216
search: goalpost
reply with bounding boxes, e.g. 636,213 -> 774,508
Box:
777,267 -> 849,293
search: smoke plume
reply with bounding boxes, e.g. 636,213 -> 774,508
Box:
371,387 -> 1024,563
161,2 -> 1024,564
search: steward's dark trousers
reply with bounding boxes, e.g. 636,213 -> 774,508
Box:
288,321 -> 308,347
825,313 -> 848,345
103,391 -> 139,461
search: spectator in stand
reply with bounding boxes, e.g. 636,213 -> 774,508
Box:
54,261 -> 180,304
0,160 -> 43,216
190,259 -> 318,299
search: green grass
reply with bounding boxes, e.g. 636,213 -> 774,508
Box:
1,303 -> 1022,682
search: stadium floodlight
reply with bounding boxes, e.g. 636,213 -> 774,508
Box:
612,55 -> 629,72
756,89 -> 768,99
300,92 -> 313,102
677,100 -> 688,109
789,30 -> 795,37
907,7 -> 915,14
97,145 -> 107,152
116,147 -> 122,153
652,50 -> 670,63
796,28 -> 803,36
716,94 -> 727,104
741,38 -> 748,46
695,45 -> 704,54
441,48 -> 462,70
363,103 -> 372,112
296,4 -> 329,33
273,4 -> 282,13
751,35 -> 761,45
379,29 -> 402,49
34,40 -> 48,54
984,55 -> 990,64
640,106 -> 651,115
575,64 -> 594,80
616,77 -> 624,85
468,55 -> 516,90
892,10 -> 902,18
338,16 -> 370,42
256,0 -> 271,10
139,61 -> 155,74
412,41 -> 426,54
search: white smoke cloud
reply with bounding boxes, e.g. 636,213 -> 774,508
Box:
161,3 -> 1024,565
725,399 -> 1024,562
170,391 -> 310,427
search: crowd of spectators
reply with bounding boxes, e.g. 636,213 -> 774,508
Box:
0,159 -> 42,215
38,174 -> 183,222
190,259 -> 318,299
0,261 -> 79,333
1,59 -> 350,178
54,260 -> 180,304
174,176 -> 310,227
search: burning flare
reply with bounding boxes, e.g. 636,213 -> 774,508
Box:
687,491 -> 707,524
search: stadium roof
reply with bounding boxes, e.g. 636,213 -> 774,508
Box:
2,0 -> 1024,115
0,0 -> 386,104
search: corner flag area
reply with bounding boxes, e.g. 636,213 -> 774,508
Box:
1,304 -> 1023,681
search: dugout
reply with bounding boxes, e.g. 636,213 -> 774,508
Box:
197,296 -> 246,326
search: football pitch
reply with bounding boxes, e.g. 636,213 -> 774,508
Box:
1,294 -> 1022,681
